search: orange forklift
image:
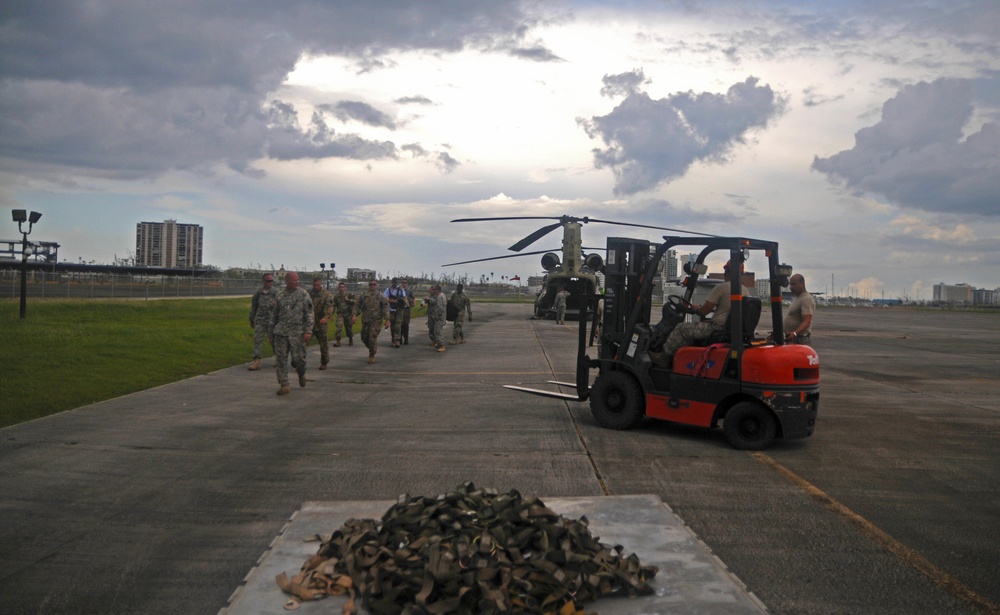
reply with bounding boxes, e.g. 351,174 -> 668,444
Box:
508,235 -> 820,450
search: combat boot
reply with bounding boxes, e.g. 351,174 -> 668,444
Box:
436,345 -> 446,352
334,340 -> 341,347
368,354 -> 376,364
248,358 -> 261,371
348,338 -> 354,346
277,385 -> 290,395
319,364 -> 328,370
298,370 -> 307,387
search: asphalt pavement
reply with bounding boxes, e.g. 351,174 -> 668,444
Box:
0,303 -> 997,615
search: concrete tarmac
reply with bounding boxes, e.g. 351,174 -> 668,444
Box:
0,303 -> 998,614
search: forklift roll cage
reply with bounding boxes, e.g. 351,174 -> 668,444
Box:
506,235 -> 819,449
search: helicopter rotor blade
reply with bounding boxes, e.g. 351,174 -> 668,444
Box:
441,249 -> 556,267
450,216 -> 560,223
583,218 -> 718,237
508,222 -> 564,252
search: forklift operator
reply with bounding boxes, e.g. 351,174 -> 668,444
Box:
651,261 -> 750,368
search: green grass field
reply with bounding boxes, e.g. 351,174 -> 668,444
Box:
0,298 -> 274,428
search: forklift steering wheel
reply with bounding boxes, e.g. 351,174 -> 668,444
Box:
667,294 -> 697,315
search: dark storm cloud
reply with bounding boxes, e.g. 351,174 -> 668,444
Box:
0,0 -> 531,178
580,76 -> 785,195
812,78 -> 1000,216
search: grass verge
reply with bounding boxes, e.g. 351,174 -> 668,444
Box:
0,298 -> 270,428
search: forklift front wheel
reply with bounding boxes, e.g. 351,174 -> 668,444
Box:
723,402 -> 777,450
590,371 -> 645,430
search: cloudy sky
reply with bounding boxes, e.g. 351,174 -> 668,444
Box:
2,0 -> 998,299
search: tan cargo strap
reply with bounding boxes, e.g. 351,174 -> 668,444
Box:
276,482 -> 657,614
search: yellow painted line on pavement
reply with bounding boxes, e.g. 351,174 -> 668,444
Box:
753,452 -> 999,615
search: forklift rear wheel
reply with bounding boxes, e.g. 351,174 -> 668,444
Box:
590,371 -> 645,430
723,402 -> 777,450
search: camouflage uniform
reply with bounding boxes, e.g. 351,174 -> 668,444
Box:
426,293 -> 447,348
554,290 -> 569,324
308,286 -> 336,367
399,285 -> 415,344
269,287 -> 314,387
353,289 -> 390,359
449,290 -> 472,343
384,284 -> 407,347
332,290 -> 356,346
249,285 -> 277,359
660,284 -> 751,359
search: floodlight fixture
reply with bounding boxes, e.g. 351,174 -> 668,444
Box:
12,209 -> 42,318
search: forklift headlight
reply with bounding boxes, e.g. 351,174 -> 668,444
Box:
775,263 -> 793,277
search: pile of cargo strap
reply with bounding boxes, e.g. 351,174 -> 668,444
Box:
277,483 -> 658,614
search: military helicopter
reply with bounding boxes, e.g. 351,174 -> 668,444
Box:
443,215 -> 710,320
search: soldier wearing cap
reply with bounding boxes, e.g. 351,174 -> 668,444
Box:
268,272 -> 314,394
308,277 -> 336,369
352,280 -> 391,364
248,273 -> 277,371
656,260 -> 751,366
332,281 -> 356,347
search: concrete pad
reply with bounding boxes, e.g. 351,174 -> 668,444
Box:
223,494 -> 767,615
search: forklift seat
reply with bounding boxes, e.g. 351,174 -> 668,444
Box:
702,296 -> 762,345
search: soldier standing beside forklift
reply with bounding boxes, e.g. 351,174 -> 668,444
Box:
783,274 -> 815,345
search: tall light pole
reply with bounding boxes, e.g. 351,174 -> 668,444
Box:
12,209 -> 42,319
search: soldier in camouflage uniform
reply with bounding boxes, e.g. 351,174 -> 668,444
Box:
248,273 -> 277,371
332,281 -> 356,347
268,272 -> 314,395
554,288 -> 570,324
308,277 -> 336,370
425,284 -> 447,352
449,283 -> 472,344
352,280 -> 390,364
399,278 -> 415,345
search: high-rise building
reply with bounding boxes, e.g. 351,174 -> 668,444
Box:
135,219 -> 204,268
932,283 -> 973,304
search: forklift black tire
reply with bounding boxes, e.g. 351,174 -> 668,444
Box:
723,402 -> 777,450
590,371 -> 645,430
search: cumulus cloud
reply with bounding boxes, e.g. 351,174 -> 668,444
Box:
812,78 -> 1000,216
579,76 -> 786,195
0,0 -> 531,179
600,69 -> 650,98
